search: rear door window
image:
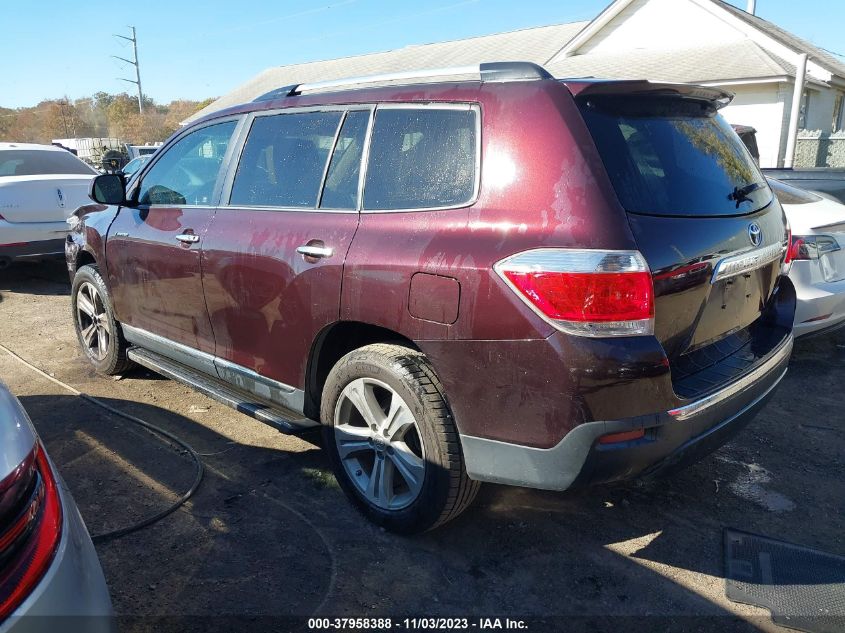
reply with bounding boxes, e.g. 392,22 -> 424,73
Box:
230,112 -> 342,208
363,107 -> 477,211
320,110 -> 370,210
579,97 -> 771,217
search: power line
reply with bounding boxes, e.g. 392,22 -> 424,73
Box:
112,26 -> 144,114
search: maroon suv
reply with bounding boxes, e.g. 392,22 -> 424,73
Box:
66,62 -> 795,533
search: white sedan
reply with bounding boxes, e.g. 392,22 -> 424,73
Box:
0,143 -> 97,269
770,178 -> 845,337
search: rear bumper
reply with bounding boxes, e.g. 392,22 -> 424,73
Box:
790,263 -> 845,337
460,334 -> 793,491
1,479 -> 114,633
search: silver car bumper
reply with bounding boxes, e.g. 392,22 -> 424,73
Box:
1,479 -> 114,633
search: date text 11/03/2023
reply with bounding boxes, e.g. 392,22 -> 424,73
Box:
307,618 -> 529,630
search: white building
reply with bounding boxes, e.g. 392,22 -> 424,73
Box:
186,0 -> 845,168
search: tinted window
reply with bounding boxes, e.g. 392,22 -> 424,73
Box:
0,150 -> 95,176
320,111 -> 369,210
139,121 -> 236,206
230,112 -> 341,208
579,97 -> 771,217
768,177 -> 821,205
364,108 -> 476,211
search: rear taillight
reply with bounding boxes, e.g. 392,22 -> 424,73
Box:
0,443 -> 63,621
788,234 -> 841,261
495,249 -> 654,337
783,225 -> 794,265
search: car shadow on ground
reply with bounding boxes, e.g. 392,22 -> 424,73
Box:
0,259 -> 69,298
21,388 -> 833,632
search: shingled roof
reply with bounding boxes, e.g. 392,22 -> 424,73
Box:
547,39 -> 795,84
183,22 -> 587,125
184,1 -> 845,125
715,0 -> 845,77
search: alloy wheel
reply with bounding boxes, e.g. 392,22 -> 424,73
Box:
76,282 -> 111,361
333,377 -> 426,510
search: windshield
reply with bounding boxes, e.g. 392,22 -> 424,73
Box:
578,96 -> 771,217
0,149 -> 96,176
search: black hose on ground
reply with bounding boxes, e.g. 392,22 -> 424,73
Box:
0,343 -> 205,544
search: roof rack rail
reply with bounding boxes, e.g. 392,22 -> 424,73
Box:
253,61 -> 553,102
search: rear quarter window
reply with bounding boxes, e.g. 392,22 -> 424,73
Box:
579,97 -> 771,217
363,107 -> 477,211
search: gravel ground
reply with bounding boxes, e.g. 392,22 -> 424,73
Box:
0,260 -> 843,633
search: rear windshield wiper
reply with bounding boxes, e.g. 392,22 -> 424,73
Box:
728,181 -> 764,208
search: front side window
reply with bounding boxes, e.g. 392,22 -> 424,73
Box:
364,108 -> 477,211
138,121 -> 236,206
230,112 -> 341,208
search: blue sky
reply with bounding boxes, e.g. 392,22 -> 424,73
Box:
1,0 -> 843,108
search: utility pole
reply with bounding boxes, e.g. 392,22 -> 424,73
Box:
58,98 -> 71,136
113,26 -> 144,114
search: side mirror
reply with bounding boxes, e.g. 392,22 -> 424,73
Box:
89,174 -> 127,205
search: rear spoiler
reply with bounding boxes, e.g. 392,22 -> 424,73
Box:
812,220 -> 845,232
560,79 -> 733,109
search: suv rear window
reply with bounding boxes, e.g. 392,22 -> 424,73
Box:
364,107 -> 477,211
0,150 -> 95,176
579,97 -> 771,217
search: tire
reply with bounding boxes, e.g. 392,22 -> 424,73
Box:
321,343 -> 479,534
71,264 -> 134,375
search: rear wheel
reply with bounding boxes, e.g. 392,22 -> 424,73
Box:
71,264 -> 133,375
322,343 -> 479,534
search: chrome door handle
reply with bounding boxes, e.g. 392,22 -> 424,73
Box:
175,234 -> 200,244
296,245 -> 333,258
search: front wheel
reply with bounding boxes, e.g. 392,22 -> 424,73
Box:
322,344 -> 479,534
71,264 -> 133,375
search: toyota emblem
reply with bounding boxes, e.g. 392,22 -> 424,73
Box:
748,223 -> 762,247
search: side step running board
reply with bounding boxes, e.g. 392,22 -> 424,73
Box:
127,347 -> 319,434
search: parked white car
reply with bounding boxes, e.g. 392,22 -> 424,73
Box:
0,143 -> 97,269
770,178 -> 845,337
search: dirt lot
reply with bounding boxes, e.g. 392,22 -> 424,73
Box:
0,260 -> 843,632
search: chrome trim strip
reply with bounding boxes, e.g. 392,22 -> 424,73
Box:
122,324 -> 217,376
669,334 -> 793,421
711,242 -> 785,284
214,358 -> 305,413
295,66 -> 479,94
123,325 -> 306,414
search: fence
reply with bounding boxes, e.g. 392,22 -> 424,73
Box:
794,130 -> 845,167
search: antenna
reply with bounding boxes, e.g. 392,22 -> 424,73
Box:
112,26 -> 144,114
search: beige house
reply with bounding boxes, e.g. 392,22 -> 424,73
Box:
187,0 -> 845,168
